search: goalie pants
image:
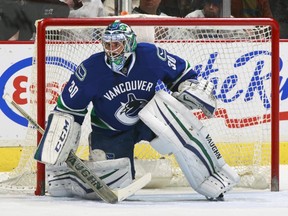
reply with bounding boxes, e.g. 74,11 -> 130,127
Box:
90,121 -> 156,178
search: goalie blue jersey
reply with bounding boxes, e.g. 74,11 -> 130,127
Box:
56,42 -> 197,133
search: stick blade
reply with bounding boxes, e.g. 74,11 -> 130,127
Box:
115,173 -> 152,202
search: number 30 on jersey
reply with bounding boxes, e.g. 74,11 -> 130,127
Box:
68,80 -> 78,98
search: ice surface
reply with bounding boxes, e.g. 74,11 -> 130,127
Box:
1,166 -> 288,216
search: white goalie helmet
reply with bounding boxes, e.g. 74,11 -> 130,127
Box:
102,20 -> 137,72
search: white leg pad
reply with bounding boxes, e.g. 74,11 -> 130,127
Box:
47,158 -> 133,199
150,137 -> 174,155
139,90 -> 240,198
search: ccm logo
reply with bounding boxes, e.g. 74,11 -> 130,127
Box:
55,120 -> 70,152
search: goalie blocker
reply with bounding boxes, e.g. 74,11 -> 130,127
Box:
138,90 -> 240,199
34,111 -> 81,165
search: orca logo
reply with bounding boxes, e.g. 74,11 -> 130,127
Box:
0,56 -> 77,126
115,93 -> 147,125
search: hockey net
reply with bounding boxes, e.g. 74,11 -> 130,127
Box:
0,16 -> 279,194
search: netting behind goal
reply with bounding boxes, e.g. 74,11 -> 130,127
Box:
0,16 -> 280,195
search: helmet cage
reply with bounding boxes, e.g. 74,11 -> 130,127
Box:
102,21 -> 137,72
102,33 -> 126,58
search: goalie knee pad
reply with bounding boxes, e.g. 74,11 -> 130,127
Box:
139,90 -> 240,198
89,149 -> 107,161
47,157 -> 133,199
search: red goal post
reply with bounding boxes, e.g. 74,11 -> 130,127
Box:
25,17 -> 281,195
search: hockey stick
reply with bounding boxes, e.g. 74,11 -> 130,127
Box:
3,93 -> 151,203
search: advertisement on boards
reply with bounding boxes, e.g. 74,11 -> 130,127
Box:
0,42 -> 288,146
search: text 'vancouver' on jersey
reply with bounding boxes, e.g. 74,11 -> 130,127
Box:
56,42 -> 197,134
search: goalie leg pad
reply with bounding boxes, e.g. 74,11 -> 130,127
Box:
34,111 -> 81,165
139,90 -> 240,198
46,157 -> 133,199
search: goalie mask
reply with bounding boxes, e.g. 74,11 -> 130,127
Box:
102,20 -> 137,72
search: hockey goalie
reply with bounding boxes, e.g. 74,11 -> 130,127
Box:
33,20 -> 239,202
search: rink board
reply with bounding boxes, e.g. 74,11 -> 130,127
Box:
1,142 -> 288,172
